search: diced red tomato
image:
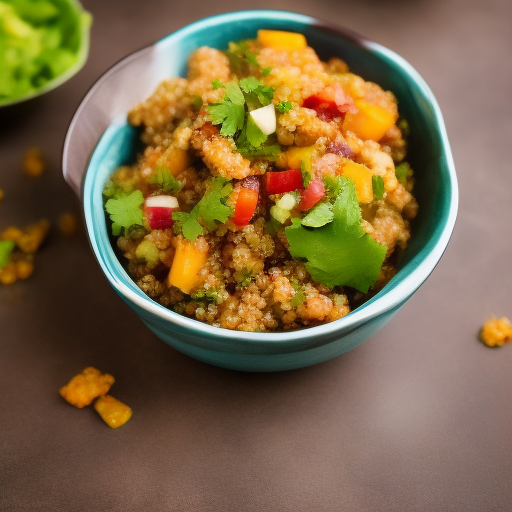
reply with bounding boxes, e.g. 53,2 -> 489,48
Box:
145,195 -> 179,230
233,188 -> 259,226
302,83 -> 358,121
300,179 -> 325,211
265,169 -> 304,195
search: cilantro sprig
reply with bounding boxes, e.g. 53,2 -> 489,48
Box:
105,190 -> 145,236
0,240 -> 15,269
172,177 -> 233,242
150,166 -> 182,194
285,177 -> 387,293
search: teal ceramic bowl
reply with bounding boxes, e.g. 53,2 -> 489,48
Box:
63,10 -> 457,372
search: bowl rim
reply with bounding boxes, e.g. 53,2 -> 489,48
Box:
77,9 -> 458,344
0,0 -> 91,108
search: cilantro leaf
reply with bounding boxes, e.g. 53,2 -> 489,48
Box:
237,143 -> 281,160
0,240 -> 15,269
372,175 -> 385,200
246,115 -> 267,147
191,96 -> 203,109
105,190 -> 144,236
225,40 -> 260,75
150,167 -> 182,194
262,66 -> 272,77
239,77 -> 259,93
301,202 -> 333,227
206,82 -> 246,137
276,101 -> 292,114
212,79 -> 224,90
224,82 -> 245,106
172,178 -> 233,242
285,177 -> 387,293
290,277 -> 305,307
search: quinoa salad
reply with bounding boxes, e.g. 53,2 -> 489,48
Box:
102,30 -> 418,332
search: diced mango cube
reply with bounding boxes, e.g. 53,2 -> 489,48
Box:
160,148 -> 191,177
341,161 -> 374,203
343,99 -> 397,141
59,367 -> 114,408
283,145 -> 316,173
257,30 -> 307,51
94,395 -> 132,429
168,237 -> 208,294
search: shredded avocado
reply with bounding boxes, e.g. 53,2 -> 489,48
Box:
0,0 -> 91,105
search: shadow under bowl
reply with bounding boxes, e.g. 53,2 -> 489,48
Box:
63,10 -> 458,372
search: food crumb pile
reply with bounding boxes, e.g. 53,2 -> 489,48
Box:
59,367 -> 132,428
103,30 -> 419,332
480,317 -> 512,347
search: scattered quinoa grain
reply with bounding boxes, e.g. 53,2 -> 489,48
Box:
0,263 -> 17,285
58,212 -> 79,235
1,226 -> 23,241
480,317 -> 512,347
23,148 -> 45,177
15,260 -> 34,280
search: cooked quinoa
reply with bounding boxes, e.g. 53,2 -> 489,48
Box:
103,30 -> 418,332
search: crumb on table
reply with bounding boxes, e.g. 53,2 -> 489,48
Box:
480,317 -> 512,347
23,148 -> 45,177
58,212 -> 79,235
94,395 -> 132,429
59,367 -> 115,408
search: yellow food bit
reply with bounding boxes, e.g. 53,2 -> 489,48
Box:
343,99 -> 397,141
94,395 -> 132,429
59,367 -> 115,408
0,263 -> 17,285
23,148 -> 45,177
1,226 -> 23,241
58,212 -> 79,235
159,147 -> 191,177
0,188 -> 4,203
257,30 -> 307,51
480,317 -> 512,347
168,237 -> 208,294
341,161 -> 374,203
283,145 -> 316,174
17,219 -> 50,253
15,259 -> 34,280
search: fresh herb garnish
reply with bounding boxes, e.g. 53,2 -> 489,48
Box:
212,78 -> 224,90
234,267 -> 253,287
395,162 -> 411,186
225,40 -> 260,75
105,190 -> 144,236
237,143 -> 281,159
0,240 -> 15,269
286,177 -> 387,293
372,175 -> 385,200
301,202 -> 334,228
206,81 -> 245,137
300,160 -> 311,188
276,101 -> 292,114
191,96 -> 203,109
150,167 -> 182,194
262,66 -> 272,77
172,177 -> 233,242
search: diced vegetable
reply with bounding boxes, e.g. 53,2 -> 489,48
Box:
302,84 -> 357,121
341,161 -> 374,203
167,238 -> 208,294
249,104 -> 276,135
257,30 -> 307,51
270,205 -> 290,224
300,179 -> 325,211
266,169 -> 304,195
276,193 -> 296,211
145,195 -> 179,230
233,188 -> 259,227
161,148 -> 191,176
135,240 -> 159,267
343,99 -> 396,141
283,145 -> 315,173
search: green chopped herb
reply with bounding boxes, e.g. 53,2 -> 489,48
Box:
102,180 -> 131,200
105,190 -> 144,236
0,240 -> 15,269
301,202 -> 334,228
397,118 -> 410,137
237,143 -> 281,159
290,277 -> 305,307
300,160 -> 311,188
395,162 -> 411,186
150,167 -> 182,194
276,101 -> 292,114
191,95 -> 203,109
262,66 -> 272,77
206,82 -> 245,137
225,40 -> 260,75
239,76 -> 259,93
234,267 -> 253,287
285,177 -> 387,293
212,78 -> 224,90
323,175 -> 342,198
372,175 -> 385,200
193,288 -> 224,304
173,177 -> 233,242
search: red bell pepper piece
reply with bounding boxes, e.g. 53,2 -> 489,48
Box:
146,207 -> 174,230
233,187 -> 259,227
265,169 -> 304,195
302,83 -> 357,121
300,179 -> 325,211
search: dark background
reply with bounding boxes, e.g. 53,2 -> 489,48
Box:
1,0 -> 511,510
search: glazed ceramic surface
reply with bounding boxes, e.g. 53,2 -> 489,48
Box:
63,10 -> 457,371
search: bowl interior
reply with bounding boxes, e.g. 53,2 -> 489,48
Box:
81,11 -> 457,344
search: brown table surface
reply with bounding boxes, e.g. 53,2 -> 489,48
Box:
1,0 -> 511,510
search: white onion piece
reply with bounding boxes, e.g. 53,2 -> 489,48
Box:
249,104 -> 276,135
145,195 -> 179,209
